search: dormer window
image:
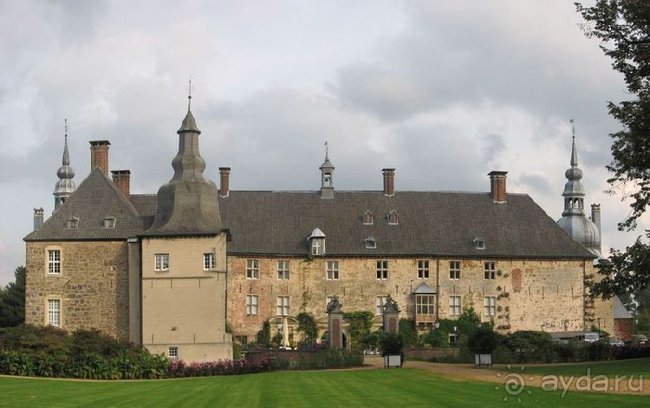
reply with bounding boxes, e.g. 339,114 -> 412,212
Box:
364,237 -> 377,249
103,217 -> 116,229
387,210 -> 399,225
474,237 -> 485,250
362,210 -> 374,225
66,217 -> 79,229
308,227 -> 326,256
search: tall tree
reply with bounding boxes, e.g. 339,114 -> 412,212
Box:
0,266 -> 25,327
576,1 -> 650,296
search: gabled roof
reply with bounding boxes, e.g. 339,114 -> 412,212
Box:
217,190 -> 595,259
24,169 -> 143,241
413,282 -> 436,294
614,295 -> 633,319
25,175 -> 596,260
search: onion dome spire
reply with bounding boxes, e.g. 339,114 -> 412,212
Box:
557,120 -> 601,256
53,119 -> 76,210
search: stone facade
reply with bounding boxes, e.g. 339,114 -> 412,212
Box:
25,240 -> 129,341
227,255 -> 602,343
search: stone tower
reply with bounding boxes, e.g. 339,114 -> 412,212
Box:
53,120 -> 76,210
557,122 -> 601,256
140,92 -> 232,361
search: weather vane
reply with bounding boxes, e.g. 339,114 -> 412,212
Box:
64,118 -> 68,139
188,76 -> 193,110
570,118 -> 575,139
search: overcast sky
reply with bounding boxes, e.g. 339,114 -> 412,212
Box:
0,0 -> 645,285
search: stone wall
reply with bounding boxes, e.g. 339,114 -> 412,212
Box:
24,241 -> 129,341
227,255 -> 600,341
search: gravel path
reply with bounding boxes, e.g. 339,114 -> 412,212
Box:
363,356 -> 648,396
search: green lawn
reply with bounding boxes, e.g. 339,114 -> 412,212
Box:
0,368 -> 647,407
501,358 -> 650,378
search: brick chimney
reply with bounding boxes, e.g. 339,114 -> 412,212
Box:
89,140 -> 111,177
488,171 -> 508,203
382,168 -> 395,197
219,167 -> 231,198
111,170 -> 131,200
33,208 -> 44,231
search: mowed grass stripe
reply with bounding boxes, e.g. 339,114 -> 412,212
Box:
0,368 -> 648,408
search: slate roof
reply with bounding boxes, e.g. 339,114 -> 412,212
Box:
216,190 -> 595,259
24,169 -> 144,241
614,296 -> 633,319
25,177 -> 596,260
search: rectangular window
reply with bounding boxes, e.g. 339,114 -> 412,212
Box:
326,261 -> 339,280
203,253 -> 215,270
449,295 -> 461,316
484,296 -> 497,316
376,260 -> 389,280
417,260 -> 429,279
246,259 -> 260,279
276,296 -> 290,316
155,253 -> 169,271
48,299 -> 61,327
484,261 -> 496,280
449,333 -> 459,346
246,295 -> 259,315
48,250 -> 61,274
449,260 -> 461,280
416,295 -> 435,315
277,260 -> 290,280
168,346 -> 178,359
376,296 -> 389,315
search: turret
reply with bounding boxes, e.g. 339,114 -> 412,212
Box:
320,142 -> 335,199
53,119 -> 76,211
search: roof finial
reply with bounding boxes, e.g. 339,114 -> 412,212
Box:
187,76 -> 192,112
324,141 -> 329,160
569,119 -> 578,167
64,118 -> 68,138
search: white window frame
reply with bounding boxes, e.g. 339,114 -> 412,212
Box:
415,295 -> 435,315
155,253 -> 169,271
449,260 -> 461,280
376,260 -> 389,280
311,239 -> 325,256
48,249 -> 61,275
326,261 -> 339,280
203,253 -> 215,270
48,298 -> 61,327
484,261 -> 496,280
484,296 -> 497,316
376,295 -> 389,315
246,295 -> 259,315
417,260 -> 429,279
103,217 -> 116,229
276,296 -> 290,316
246,259 -> 260,279
277,260 -> 290,280
449,333 -> 459,346
388,210 -> 399,225
168,346 -> 179,359
449,295 -> 461,316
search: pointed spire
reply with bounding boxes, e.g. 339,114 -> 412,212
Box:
178,78 -> 200,134
570,119 -> 578,167
54,118 -> 76,210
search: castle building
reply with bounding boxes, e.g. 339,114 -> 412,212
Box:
24,102 -> 613,360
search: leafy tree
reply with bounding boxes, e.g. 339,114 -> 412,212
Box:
343,311 -> 374,351
377,332 -> 404,356
398,319 -> 418,347
592,233 -> 650,297
467,326 -> 498,355
575,1 -> 650,296
0,266 -> 25,327
576,1 -> 650,231
256,320 -> 271,348
296,312 -> 318,347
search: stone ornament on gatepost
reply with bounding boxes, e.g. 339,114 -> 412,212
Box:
382,295 -> 400,334
326,296 -> 344,350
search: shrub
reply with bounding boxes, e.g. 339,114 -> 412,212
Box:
378,332 -> 404,356
399,319 -> 418,347
467,325 -> 498,355
506,331 -> 554,363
